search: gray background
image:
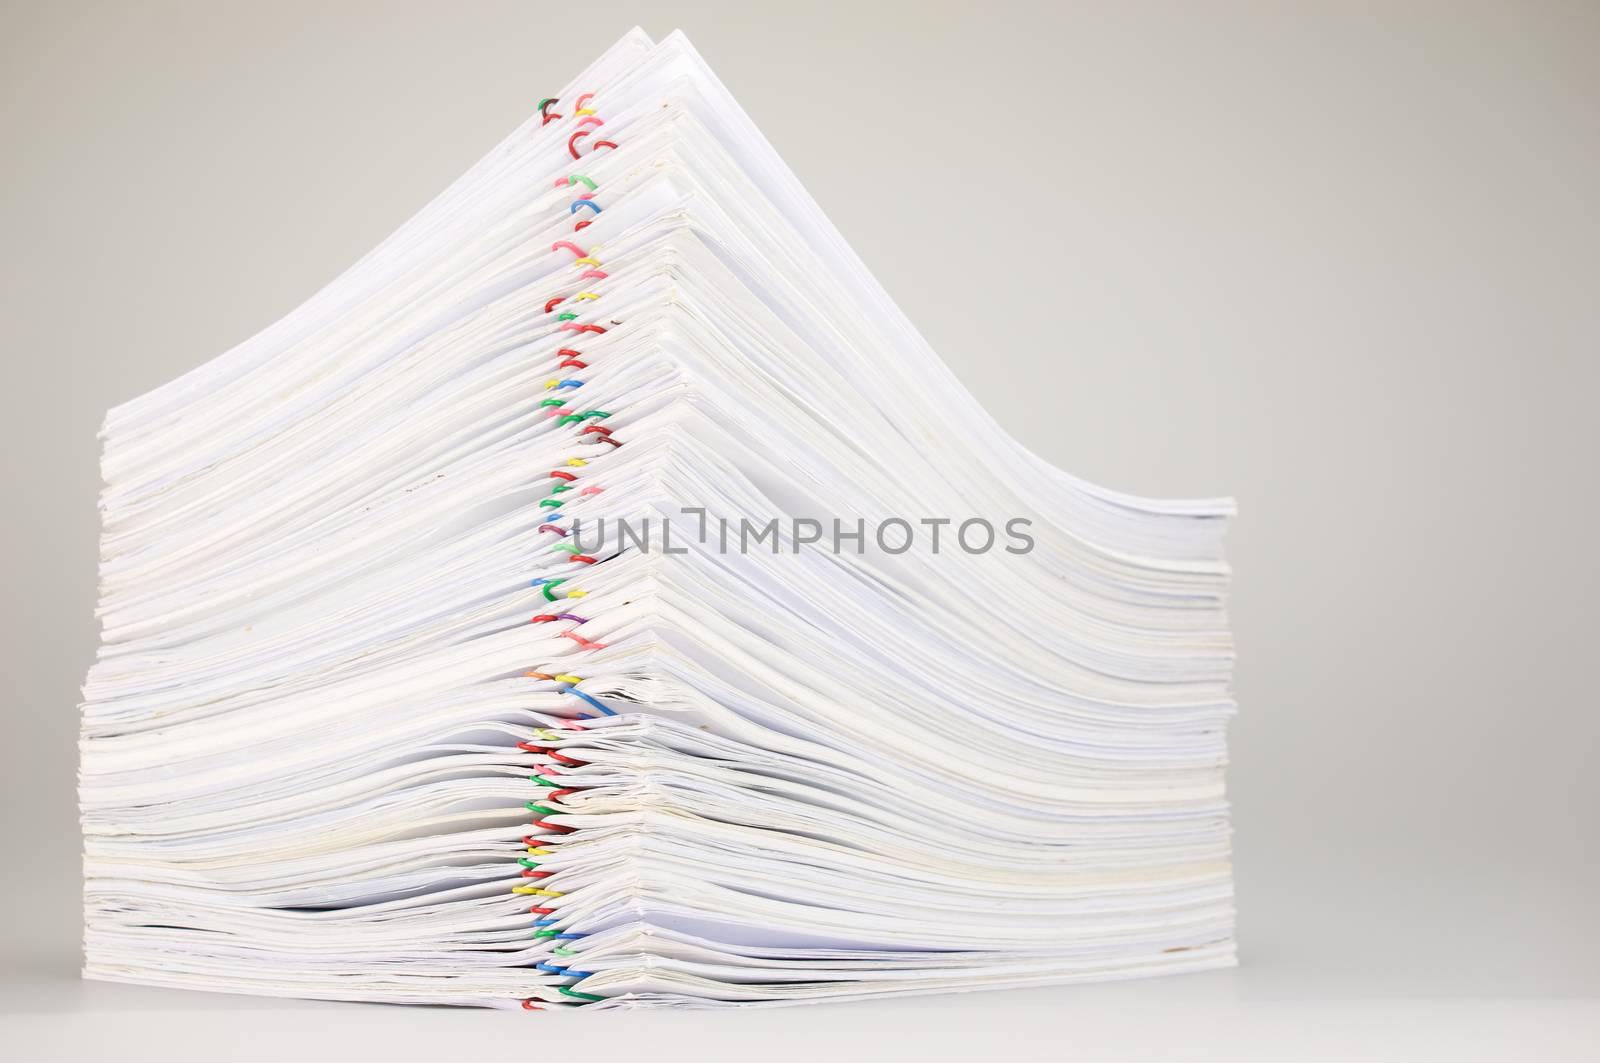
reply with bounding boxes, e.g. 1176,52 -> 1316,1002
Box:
2,0 -> 1596,1057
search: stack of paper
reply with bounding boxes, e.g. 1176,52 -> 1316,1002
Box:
81,28 -> 1236,1009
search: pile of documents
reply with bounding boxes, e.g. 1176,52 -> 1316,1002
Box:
81,28 -> 1237,1009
